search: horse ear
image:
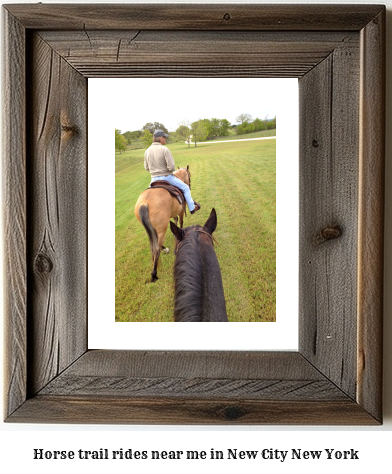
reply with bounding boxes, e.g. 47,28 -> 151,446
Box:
187,165 -> 189,170
204,208 -> 217,235
177,166 -> 179,169
170,220 -> 183,240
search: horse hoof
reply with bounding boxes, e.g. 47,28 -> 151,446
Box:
162,247 -> 170,254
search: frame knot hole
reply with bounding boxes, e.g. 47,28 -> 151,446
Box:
312,139 -> 319,148
223,405 -> 244,420
61,111 -> 78,138
223,13 -> 231,21
315,225 -> 342,244
34,252 -> 53,274
61,124 -> 77,134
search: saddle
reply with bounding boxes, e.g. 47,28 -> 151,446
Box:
149,180 -> 185,206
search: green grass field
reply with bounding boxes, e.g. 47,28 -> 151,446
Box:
116,138 -> 276,322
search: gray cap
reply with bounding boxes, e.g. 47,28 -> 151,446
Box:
153,129 -> 169,138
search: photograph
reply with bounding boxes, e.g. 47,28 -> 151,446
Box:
113,78 -> 280,322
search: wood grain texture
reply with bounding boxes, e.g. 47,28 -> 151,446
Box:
39,376 -> 347,400
6,351 -> 377,424
4,4 -> 384,31
27,33 -> 88,395
9,396 -> 379,425
299,41 -> 360,399
37,351 -> 346,401
38,30 -> 358,78
2,9 -> 27,419
357,9 -> 385,422
52,350 -> 326,379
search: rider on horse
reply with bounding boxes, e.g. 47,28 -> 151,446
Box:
144,129 -> 201,214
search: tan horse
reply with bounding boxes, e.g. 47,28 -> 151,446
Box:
134,166 -> 191,282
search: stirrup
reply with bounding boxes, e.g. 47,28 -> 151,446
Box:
190,202 -> 201,214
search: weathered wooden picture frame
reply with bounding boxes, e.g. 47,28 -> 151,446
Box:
3,4 -> 385,424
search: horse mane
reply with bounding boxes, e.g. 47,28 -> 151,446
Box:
173,226 -> 204,322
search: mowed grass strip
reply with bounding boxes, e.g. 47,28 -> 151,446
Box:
116,138 -> 276,322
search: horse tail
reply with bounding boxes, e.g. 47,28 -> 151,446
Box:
138,203 -> 159,262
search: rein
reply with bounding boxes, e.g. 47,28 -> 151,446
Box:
175,228 -> 217,254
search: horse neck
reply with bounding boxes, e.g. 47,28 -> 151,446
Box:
174,232 -> 227,322
173,232 -> 203,321
199,239 -> 227,321
175,169 -> 189,186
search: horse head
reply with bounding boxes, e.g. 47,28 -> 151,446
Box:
170,208 -> 217,254
174,165 -> 191,189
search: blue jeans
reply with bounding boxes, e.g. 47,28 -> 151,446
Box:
150,175 -> 195,212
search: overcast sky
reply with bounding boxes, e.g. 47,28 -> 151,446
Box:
89,78 -> 297,133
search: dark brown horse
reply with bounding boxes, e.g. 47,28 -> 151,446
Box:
170,208 -> 228,321
135,166 -> 191,282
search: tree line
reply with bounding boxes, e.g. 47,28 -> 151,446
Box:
235,113 -> 276,135
115,114 -> 276,153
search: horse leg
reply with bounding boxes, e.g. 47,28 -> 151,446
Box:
137,201 -> 160,283
150,248 -> 160,283
150,231 -> 161,282
179,212 -> 184,229
150,229 -> 168,282
162,245 -> 169,254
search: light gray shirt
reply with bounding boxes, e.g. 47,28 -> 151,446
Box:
144,142 -> 176,177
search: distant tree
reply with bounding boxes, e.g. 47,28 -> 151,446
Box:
263,115 -> 270,130
236,122 -> 246,135
199,119 -> 214,140
122,131 -> 132,145
219,119 -> 231,137
128,130 -> 142,141
268,116 -> 276,130
142,122 -> 169,136
209,118 -> 222,138
176,123 -> 192,148
174,117 -> 232,144
191,120 -> 208,147
115,129 -> 127,154
253,118 -> 265,131
141,129 -> 153,148
190,118 -> 232,140
236,113 -> 253,124
236,121 -> 255,135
